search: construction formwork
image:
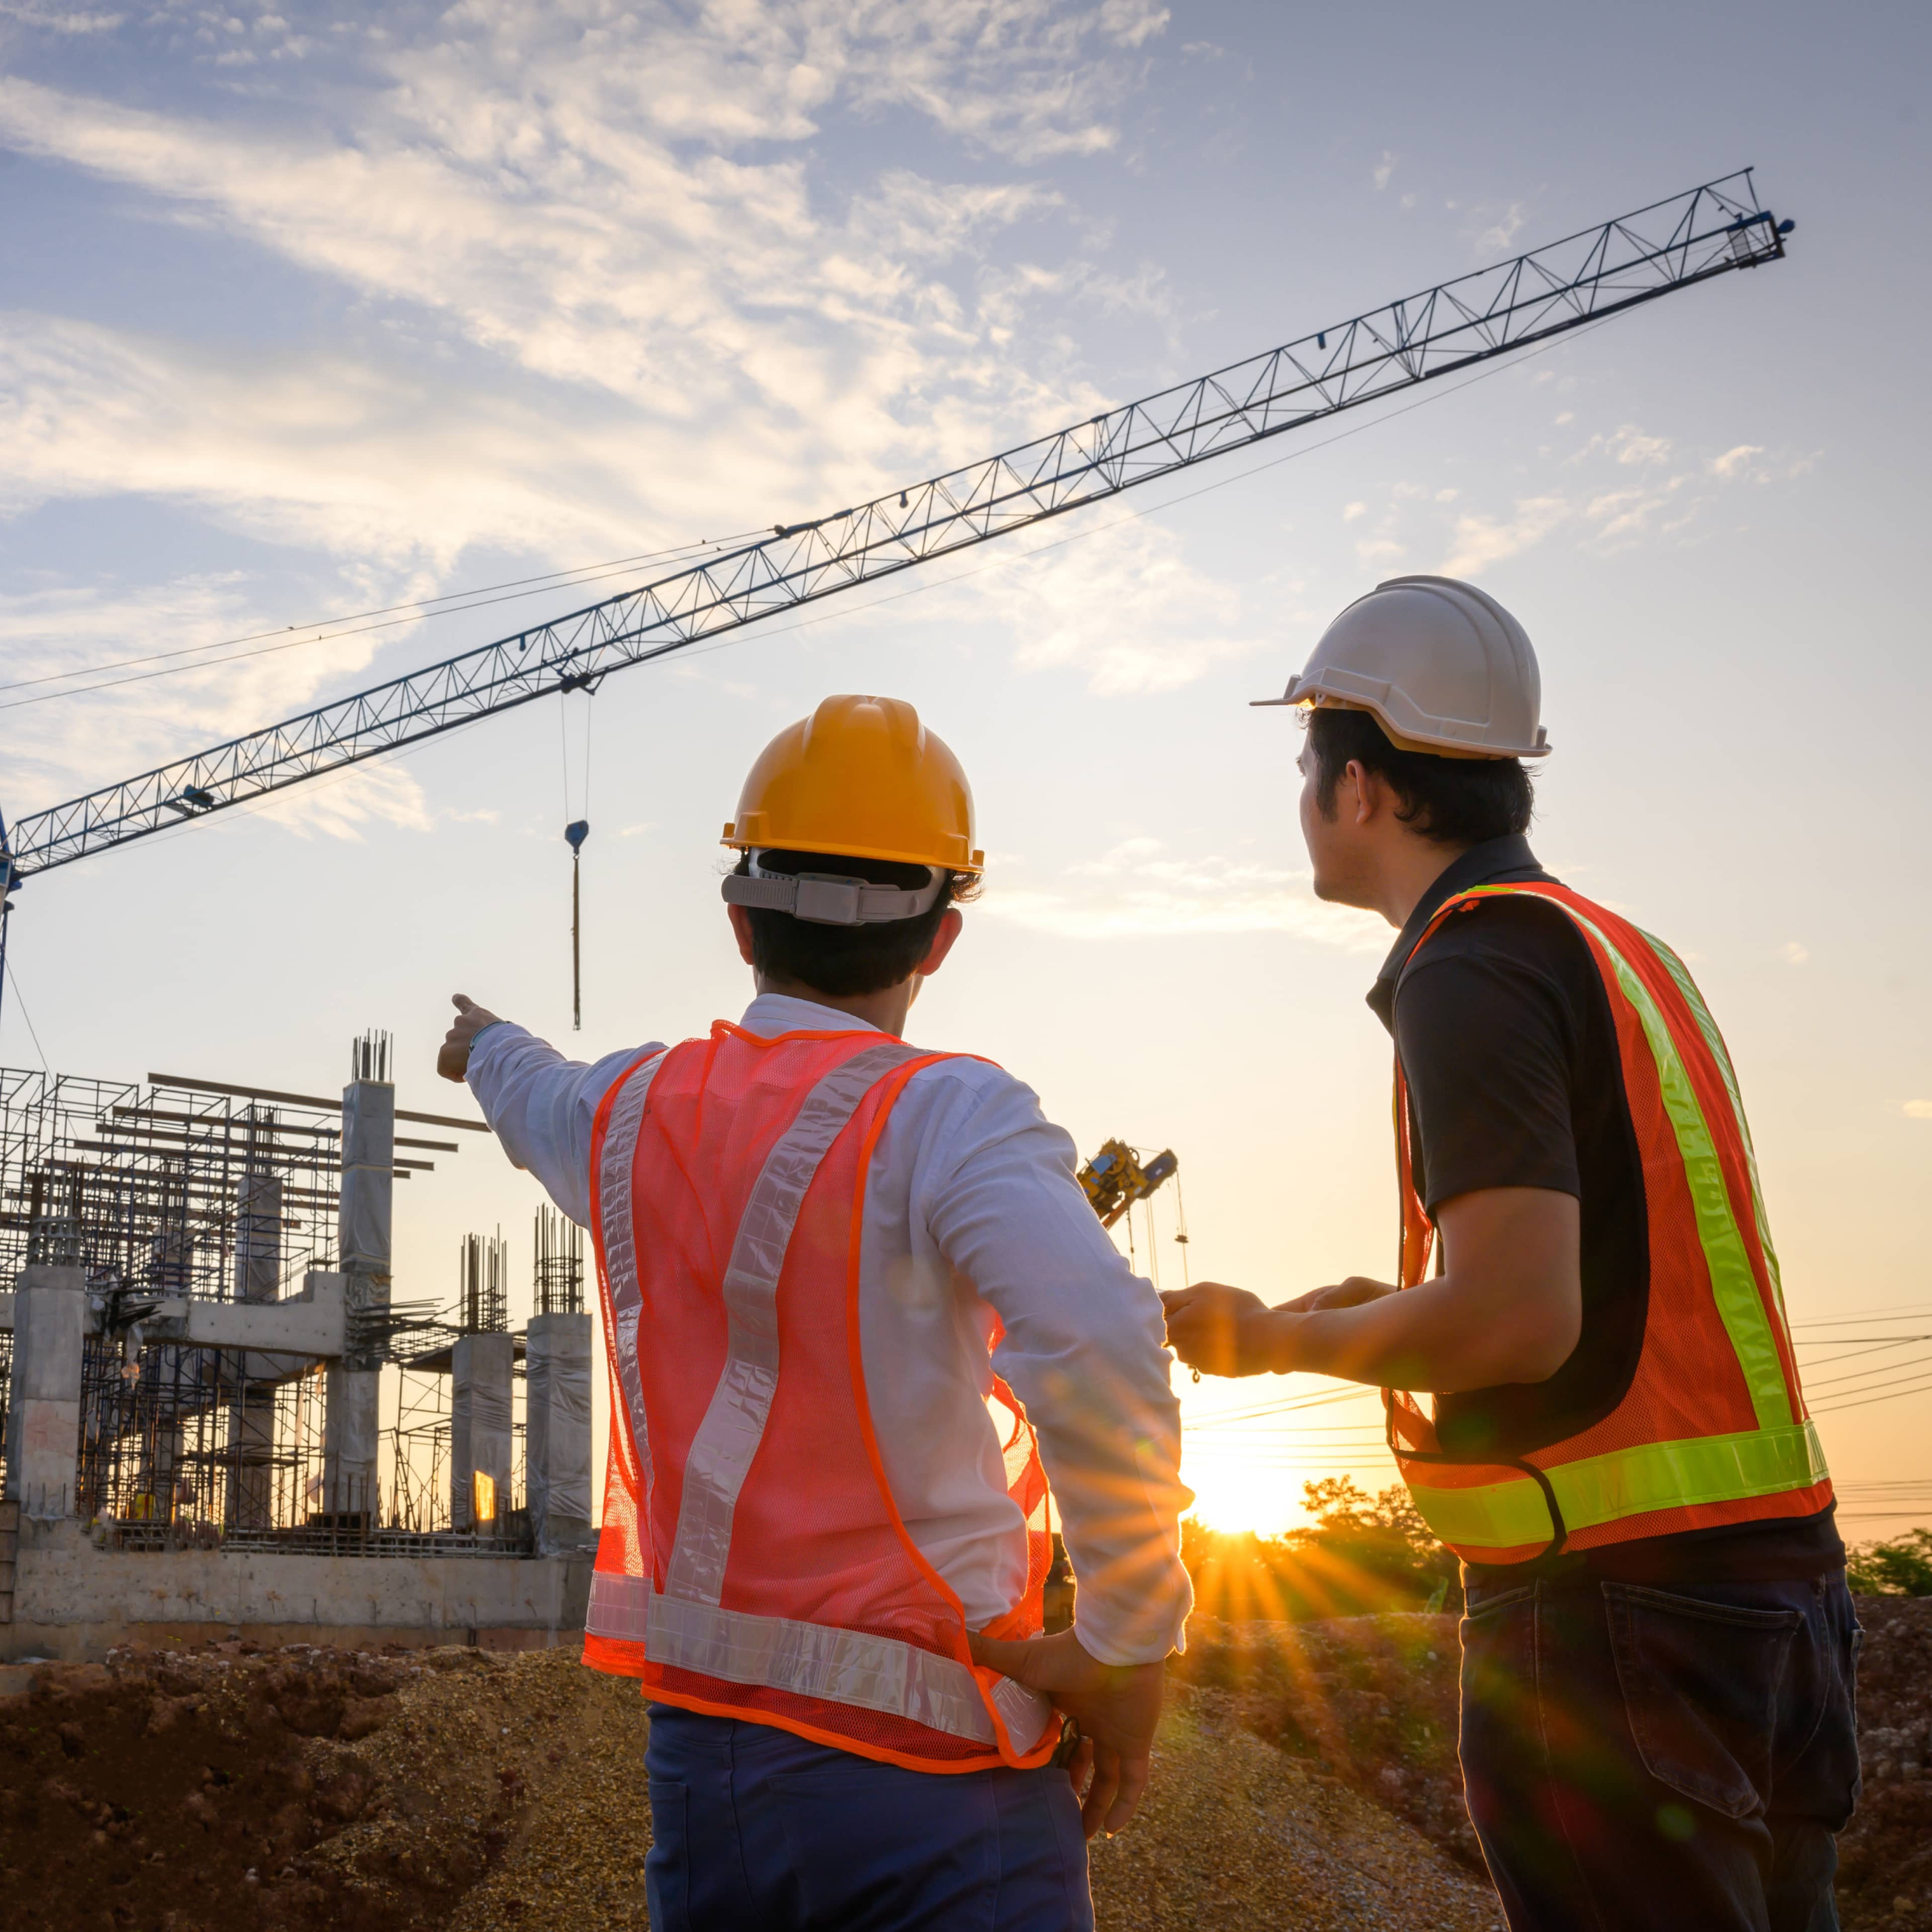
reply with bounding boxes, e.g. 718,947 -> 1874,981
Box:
0,1052 -> 522,1547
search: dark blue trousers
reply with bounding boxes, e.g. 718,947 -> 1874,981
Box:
1459,1571 -> 1862,1931
643,1702 -> 1094,1931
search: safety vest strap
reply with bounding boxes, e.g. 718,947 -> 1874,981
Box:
1407,1418 -> 1827,1552
594,1048 -> 671,1495
665,1037 -> 928,1606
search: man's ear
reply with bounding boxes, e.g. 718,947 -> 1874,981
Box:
1345,758 -> 1382,828
727,901 -> 758,967
915,906 -> 965,979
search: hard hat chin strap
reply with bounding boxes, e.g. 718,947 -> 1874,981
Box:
721,850 -> 946,927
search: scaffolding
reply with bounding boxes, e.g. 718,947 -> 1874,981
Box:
1,1067 -> 342,1297
0,1059 -> 526,1549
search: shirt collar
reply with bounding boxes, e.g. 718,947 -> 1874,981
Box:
1365,833 -> 1554,1031
740,991 -> 883,1037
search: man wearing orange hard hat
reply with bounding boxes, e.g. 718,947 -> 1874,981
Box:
1163,578 -> 1859,1930
439,694 -> 1191,1930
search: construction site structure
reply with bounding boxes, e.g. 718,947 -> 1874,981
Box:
0,1039 -> 596,1658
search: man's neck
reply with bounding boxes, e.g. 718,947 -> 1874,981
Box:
1373,837 -> 1473,929
752,972 -> 916,1038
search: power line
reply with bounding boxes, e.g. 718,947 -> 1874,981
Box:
0,532 -> 770,714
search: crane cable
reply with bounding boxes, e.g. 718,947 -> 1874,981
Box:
560,689 -> 593,1030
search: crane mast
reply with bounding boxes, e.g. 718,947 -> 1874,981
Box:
2,171 -> 1787,904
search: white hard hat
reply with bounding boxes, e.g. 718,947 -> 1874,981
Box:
1253,575 -> 1550,759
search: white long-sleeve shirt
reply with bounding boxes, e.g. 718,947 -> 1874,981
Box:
467,992 -> 1192,1666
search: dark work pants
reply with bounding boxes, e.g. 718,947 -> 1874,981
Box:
1459,1570 -> 1862,1932
643,1702 -> 1094,1932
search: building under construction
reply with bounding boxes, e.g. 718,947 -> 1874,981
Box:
0,1036 -> 595,1658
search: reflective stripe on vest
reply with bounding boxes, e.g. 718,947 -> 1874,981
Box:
1413,1419 -> 1827,1550
588,1037 -> 1055,1757
1389,882 -> 1828,1557
583,1570 -> 1036,1748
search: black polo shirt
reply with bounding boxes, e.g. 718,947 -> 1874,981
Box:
1368,835 -> 1840,1585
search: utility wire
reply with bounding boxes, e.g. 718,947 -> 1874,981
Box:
0,532 -> 769,712
0,531 -> 767,694
2,955 -> 51,1073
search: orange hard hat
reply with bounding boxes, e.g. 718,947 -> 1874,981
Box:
721,695 -> 984,875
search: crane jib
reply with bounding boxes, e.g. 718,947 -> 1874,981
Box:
4,172 -> 1789,879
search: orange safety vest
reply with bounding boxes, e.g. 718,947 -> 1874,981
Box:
581,1021 -> 1059,1773
1386,882 -> 1832,1564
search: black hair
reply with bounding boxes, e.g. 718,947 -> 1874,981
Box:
1305,705 -> 1535,846
732,849 -> 978,997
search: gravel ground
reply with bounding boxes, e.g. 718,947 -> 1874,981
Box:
12,1600 -> 1927,1926
1088,1686 -> 1503,1931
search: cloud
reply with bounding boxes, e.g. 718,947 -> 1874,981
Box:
981,838 -> 1388,946
1709,444 -> 1764,479
1473,202 -> 1527,255
1437,496 -> 1569,576
974,519 -> 1259,695
1342,501 -> 1366,522
1372,150 -> 1396,191
0,3 -> 123,30
1905,1100 -> 1932,1120
1781,941 -> 1809,966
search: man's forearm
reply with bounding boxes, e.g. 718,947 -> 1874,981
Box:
1269,1275 -> 1566,1392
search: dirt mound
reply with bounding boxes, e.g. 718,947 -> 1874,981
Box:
0,1640 -> 646,1932
1173,1610 -> 1480,1869
1839,1595 -> 1932,1930
1090,1688 -> 1501,1931
0,1637 -> 1497,1930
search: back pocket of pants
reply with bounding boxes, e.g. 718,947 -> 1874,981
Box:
1604,1582 -> 1800,1821
646,1779 -> 690,1932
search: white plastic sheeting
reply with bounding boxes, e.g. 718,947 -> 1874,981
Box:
452,1331 -> 515,1531
526,1311 -> 594,1551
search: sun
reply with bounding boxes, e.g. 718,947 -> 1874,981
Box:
1180,1447 -> 1310,1540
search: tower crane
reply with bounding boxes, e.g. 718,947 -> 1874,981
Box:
0,171 -> 1792,1024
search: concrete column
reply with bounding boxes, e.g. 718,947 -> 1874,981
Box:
525,1312 -> 594,1554
325,1080 -> 391,1520
450,1331 -> 514,1534
4,1266 -> 87,1519
227,1169 -> 282,1528
320,1364 -> 379,1524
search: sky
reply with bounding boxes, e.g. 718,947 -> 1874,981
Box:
2,0 -> 1928,1540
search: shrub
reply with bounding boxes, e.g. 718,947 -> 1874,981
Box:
1846,1527 -> 1932,1596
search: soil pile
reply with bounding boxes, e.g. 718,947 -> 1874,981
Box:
1838,1595 -> 1932,1930
1172,1611 -> 1480,1869
0,1639 -> 1493,1930
0,1641 -> 649,1932
7,1599 -> 1922,1928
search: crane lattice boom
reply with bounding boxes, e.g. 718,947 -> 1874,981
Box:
4,171 -> 1787,879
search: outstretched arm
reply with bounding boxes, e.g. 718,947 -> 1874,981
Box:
437,994 -> 659,1228
1162,1185 -> 1581,1390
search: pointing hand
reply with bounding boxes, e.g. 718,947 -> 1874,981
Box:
437,993 -> 504,1084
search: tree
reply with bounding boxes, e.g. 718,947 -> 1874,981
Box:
1846,1527 -> 1932,1596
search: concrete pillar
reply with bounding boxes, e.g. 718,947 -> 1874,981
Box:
227,1168 -> 282,1527
451,1331 -> 514,1534
325,1079 -> 391,1520
4,1266 -> 86,1519
525,1312 -> 594,1554
320,1364 -> 380,1524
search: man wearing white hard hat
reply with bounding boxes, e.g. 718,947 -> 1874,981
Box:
1164,579 -> 1859,1930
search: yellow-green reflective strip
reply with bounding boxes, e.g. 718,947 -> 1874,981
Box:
1451,889 -> 1791,1432
1642,930 -> 1792,1343
1408,1420 -> 1828,1551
